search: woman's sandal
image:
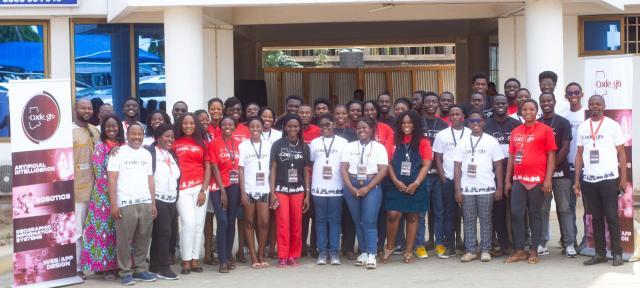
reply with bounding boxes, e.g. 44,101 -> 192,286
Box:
504,252 -> 528,263
251,262 -> 262,269
403,253 -> 415,264
278,258 -> 288,268
381,247 -> 394,264
527,254 -> 540,264
260,262 -> 270,268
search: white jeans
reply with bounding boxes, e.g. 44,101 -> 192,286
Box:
75,202 -> 88,271
177,186 -> 208,261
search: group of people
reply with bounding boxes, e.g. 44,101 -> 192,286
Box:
71,71 -> 628,286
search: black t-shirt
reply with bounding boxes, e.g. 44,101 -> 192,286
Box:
484,116 -> 522,146
537,115 -> 572,179
422,117 -> 449,145
270,137 -> 311,193
380,116 -> 397,128
335,127 -> 357,142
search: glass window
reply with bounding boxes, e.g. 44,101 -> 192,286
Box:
0,24 -> 46,138
580,16 -> 625,56
134,24 -> 165,114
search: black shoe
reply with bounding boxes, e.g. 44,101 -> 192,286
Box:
612,254 -> 624,266
584,255 -> 608,266
157,268 -> 179,280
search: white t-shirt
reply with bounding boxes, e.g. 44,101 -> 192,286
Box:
577,117 -> 625,183
432,127 -> 471,180
154,147 -> 180,203
107,145 -> 153,208
310,135 -> 348,196
261,129 -> 282,144
239,139 -> 273,198
563,107 -> 585,171
452,133 -> 504,195
341,140 -> 388,175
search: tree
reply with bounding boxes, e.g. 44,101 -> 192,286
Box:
263,50 -> 302,68
0,26 -> 42,43
314,49 -> 329,66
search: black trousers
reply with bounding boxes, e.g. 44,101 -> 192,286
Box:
341,200 -> 356,253
492,197 -> 510,250
511,182 -> 544,251
150,200 -> 177,272
582,178 -> 622,256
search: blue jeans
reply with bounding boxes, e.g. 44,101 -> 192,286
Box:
427,175 -> 445,245
343,178 -> 383,254
442,179 -> 458,251
313,195 -> 343,253
211,184 -> 241,264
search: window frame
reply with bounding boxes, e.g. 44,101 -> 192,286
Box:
579,15 -> 626,57
0,20 -> 50,143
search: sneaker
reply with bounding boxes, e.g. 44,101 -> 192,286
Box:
316,251 -> 328,265
393,245 -> 404,255
415,246 -> 429,259
355,253 -> 367,266
365,254 -> 377,269
460,252 -> 477,263
565,245 -> 577,258
435,245 -> 448,259
157,268 -> 179,280
480,252 -> 491,262
132,271 -> 157,282
443,249 -> 457,258
537,245 -> 549,255
329,252 -> 341,265
121,275 -> 135,286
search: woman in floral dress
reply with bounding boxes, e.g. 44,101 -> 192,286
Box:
80,114 -> 124,280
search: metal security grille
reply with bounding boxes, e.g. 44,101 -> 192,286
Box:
625,16 -> 639,54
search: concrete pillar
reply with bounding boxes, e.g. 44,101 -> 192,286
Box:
164,7 -> 204,111
498,17 -> 516,94
216,25 -> 235,99
49,17 -> 71,79
524,0 -> 564,106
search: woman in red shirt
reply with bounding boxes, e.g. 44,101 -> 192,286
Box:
209,116 -> 243,273
504,99 -> 556,264
207,98 -> 224,139
363,100 -> 395,159
173,113 -> 211,274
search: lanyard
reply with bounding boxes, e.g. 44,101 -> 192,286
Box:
589,118 -> 604,148
250,139 -> 263,170
262,129 -> 272,141
451,127 -> 465,146
322,136 -> 335,165
289,139 -> 299,167
404,143 -> 411,161
469,134 -> 483,162
156,147 -> 173,175
223,137 -> 236,167
359,141 -> 371,165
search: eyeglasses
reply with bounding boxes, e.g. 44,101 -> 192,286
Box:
467,118 -> 483,124
566,90 -> 581,96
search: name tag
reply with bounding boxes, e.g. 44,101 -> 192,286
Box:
467,164 -> 477,178
322,166 -> 332,180
230,170 -> 239,184
288,168 -> 298,183
256,172 -> 265,186
515,151 -> 524,164
400,161 -> 411,176
356,165 -> 367,181
590,149 -> 600,164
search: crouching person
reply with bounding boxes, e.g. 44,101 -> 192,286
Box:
108,123 -> 158,285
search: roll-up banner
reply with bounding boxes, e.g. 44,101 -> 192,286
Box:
583,55 -> 637,260
9,79 -> 83,287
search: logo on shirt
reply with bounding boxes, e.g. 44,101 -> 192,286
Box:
490,132 -> 512,144
21,91 -> 60,144
512,133 -> 535,144
278,148 -> 303,162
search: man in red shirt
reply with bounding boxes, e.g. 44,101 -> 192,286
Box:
297,104 -> 320,257
299,105 -> 321,145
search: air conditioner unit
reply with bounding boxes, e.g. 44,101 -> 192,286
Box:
0,161 -> 11,196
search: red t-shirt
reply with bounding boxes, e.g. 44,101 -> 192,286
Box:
508,104 -> 519,115
208,125 -> 222,140
209,137 -> 240,188
400,135 -> 433,160
509,122 -> 557,184
437,114 -> 451,126
302,124 -> 321,145
375,122 -> 395,160
233,123 -> 251,143
174,137 -> 210,190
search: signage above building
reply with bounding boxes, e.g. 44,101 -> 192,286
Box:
0,0 -> 78,7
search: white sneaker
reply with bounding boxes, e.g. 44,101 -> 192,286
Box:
365,254 -> 377,269
537,245 -> 549,255
355,253 -> 367,266
565,245 -> 577,258
480,252 -> 491,262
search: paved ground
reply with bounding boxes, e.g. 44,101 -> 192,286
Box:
1,206 -> 639,287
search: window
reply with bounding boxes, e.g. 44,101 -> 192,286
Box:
579,15 -> 625,56
0,22 -> 49,139
134,24 -> 165,113
489,43 -> 499,85
625,16 -> 639,54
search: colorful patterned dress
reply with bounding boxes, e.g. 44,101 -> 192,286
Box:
80,141 -> 117,271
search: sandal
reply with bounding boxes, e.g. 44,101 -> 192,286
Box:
218,263 -> 229,273
504,251 -> 529,264
278,258 -> 288,268
381,247 -> 394,264
190,260 -> 204,273
251,262 -> 262,269
344,251 -> 357,261
180,261 -> 191,275
260,262 -> 270,268
236,253 -> 247,263
403,253 -> 415,264
203,256 -> 219,265
287,257 -> 299,266
527,251 -> 540,264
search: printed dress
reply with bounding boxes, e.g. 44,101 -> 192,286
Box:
80,141 -> 117,271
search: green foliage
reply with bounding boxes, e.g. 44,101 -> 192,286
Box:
0,26 -> 42,43
314,49 -> 329,66
263,50 -> 302,68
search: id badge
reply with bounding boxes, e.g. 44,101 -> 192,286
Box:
590,149 -> 600,164
322,166 -> 332,180
400,161 -> 412,176
467,164 -> 477,178
515,151 -> 524,164
256,172 -> 265,186
230,170 -> 239,184
288,168 -> 299,182
356,165 -> 367,181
